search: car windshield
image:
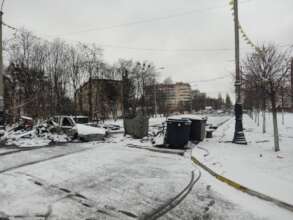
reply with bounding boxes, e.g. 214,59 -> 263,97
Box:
74,117 -> 89,124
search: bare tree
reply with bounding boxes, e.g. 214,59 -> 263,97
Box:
243,44 -> 291,151
46,39 -> 68,114
5,30 -> 54,120
79,43 -> 103,120
68,44 -> 85,115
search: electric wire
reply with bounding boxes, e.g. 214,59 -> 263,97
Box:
55,0 -> 252,37
189,75 -> 231,84
1,0 -> 5,12
3,21 -> 291,54
2,21 -> 18,31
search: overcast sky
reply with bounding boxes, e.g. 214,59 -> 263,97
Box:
3,0 -> 293,98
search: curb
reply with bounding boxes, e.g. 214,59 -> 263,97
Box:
191,156 -> 293,213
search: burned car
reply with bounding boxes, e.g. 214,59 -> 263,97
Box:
51,116 -> 106,141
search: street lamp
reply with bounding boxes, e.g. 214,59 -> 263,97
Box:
232,0 -> 247,144
0,0 -> 5,132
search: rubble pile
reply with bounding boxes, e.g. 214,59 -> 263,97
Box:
2,117 -> 71,148
1,115 -> 106,147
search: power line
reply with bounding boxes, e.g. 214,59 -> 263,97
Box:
3,20 -> 292,54
1,0 -> 5,12
2,21 -> 18,31
0,22 -> 240,53
98,44 -> 235,53
55,0 -> 252,37
189,75 -> 231,84
73,43 -> 293,53
3,23 -> 291,54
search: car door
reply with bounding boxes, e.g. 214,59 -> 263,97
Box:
60,117 -> 77,137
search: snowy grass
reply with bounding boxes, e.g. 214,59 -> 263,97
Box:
193,114 -> 293,205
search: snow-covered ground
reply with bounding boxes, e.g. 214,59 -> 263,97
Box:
0,113 -> 293,219
193,113 -> 293,206
257,112 -> 293,139
96,114 -> 230,135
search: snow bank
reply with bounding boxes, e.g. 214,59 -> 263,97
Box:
192,114 -> 293,205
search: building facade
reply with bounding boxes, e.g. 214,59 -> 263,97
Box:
147,82 -> 192,114
76,79 -> 123,120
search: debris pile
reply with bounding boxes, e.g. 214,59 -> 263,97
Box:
1,115 -> 107,147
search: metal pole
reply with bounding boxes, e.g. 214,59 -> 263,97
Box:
0,10 -> 5,130
232,0 -> 247,144
154,81 -> 157,117
291,58 -> 293,110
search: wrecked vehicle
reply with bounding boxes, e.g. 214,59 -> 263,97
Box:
13,116 -> 34,132
52,116 -> 106,141
73,115 -> 100,128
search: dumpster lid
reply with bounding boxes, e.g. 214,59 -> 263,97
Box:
168,114 -> 207,121
167,118 -> 191,123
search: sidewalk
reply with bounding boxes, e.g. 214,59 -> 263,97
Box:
192,114 -> 293,206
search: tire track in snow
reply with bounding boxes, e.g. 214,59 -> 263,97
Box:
0,148 -> 91,174
139,169 -> 201,220
15,172 -> 137,219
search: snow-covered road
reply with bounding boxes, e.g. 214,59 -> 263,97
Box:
0,131 -> 292,219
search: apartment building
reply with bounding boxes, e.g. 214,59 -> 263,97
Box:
149,82 -> 192,113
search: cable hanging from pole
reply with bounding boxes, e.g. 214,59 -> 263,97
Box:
1,0 -> 5,12
2,21 -> 18,31
229,0 -> 261,54
189,75 -> 230,84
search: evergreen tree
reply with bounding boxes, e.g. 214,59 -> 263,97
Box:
225,93 -> 232,109
217,93 -> 224,109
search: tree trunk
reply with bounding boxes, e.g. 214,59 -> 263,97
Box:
271,92 -> 280,152
262,98 -> 266,133
88,73 -> 93,120
254,110 -> 257,123
282,108 -> 285,125
262,111 -> 266,133
281,88 -> 285,125
257,110 -> 260,126
79,92 -> 83,113
73,91 -> 77,117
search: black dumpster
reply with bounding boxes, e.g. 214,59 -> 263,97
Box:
184,117 -> 206,142
164,118 -> 191,148
206,129 -> 213,138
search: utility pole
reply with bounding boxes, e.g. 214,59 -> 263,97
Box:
232,0 -> 247,144
154,81 -> 157,117
291,58 -> 293,110
0,10 -> 5,131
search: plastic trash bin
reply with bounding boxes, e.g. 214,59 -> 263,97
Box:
165,118 -> 191,148
206,129 -> 213,138
185,117 -> 206,142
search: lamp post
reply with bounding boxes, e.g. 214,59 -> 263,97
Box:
0,6 -> 5,131
232,0 -> 247,144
